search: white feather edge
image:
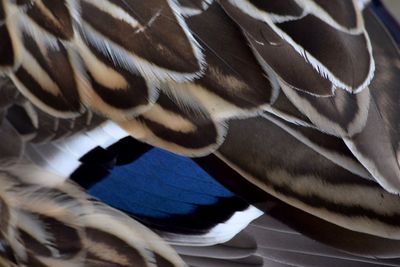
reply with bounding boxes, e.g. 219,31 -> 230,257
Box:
226,0 -> 375,94
294,0 -> 365,33
178,0 -> 214,17
343,137 -> 400,195
78,0 -> 206,84
160,205 -> 263,246
279,81 -> 370,137
262,113 -> 372,180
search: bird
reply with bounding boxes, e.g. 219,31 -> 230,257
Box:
1,0 -> 400,266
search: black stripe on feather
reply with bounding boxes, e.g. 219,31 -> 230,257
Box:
120,92 -> 225,156
19,33 -> 81,113
83,46 -> 152,110
0,27 -> 15,68
24,0 -> 74,40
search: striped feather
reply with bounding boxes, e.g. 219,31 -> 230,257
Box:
79,0 -> 204,82
2,0 -> 205,120
196,146 -> 400,259
10,33 -> 82,118
217,116 -> 400,240
162,1 -> 278,121
19,0 -> 75,40
1,1 -> 400,266
219,0 -> 335,96
0,168 -> 186,267
219,0 -> 374,95
119,92 -> 227,157
0,1 -> 22,71
298,0 -> 364,31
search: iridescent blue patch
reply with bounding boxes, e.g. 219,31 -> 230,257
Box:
87,148 -> 234,219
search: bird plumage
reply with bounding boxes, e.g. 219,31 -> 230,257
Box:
1,0 -> 400,266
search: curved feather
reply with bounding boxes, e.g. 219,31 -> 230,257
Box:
216,116 -> 400,240
344,8 -> 400,194
119,92 -> 227,157
163,2 -> 278,120
196,144 -> 400,260
1,0 -> 204,121
280,81 -> 370,137
263,113 -> 371,179
219,0 -> 374,95
0,168 -> 186,267
1,2 -> 400,266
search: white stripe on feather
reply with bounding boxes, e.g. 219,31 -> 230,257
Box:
294,0 -> 364,33
162,206 -> 263,246
83,0 -> 140,28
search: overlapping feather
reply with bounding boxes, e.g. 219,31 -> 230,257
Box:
0,168 -> 186,267
2,0 -> 400,265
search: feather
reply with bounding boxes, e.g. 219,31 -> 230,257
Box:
196,153 -> 400,259
0,168 -> 186,267
263,113 -> 371,179
344,8 -> 400,194
280,81 -> 370,137
162,1 -> 277,120
216,116 -> 400,240
1,1 -> 400,266
119,92 -> 227,157
219,0 -> 374,95
177,0 -> 214,16
219,0 -> 334,96
3,0 -> 205,120
79,0 -> 204,82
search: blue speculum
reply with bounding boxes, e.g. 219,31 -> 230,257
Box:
88,148 -> 234,219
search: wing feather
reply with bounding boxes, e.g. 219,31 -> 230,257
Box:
343,8 -> 400,194
0,169 -> 186,267
217,116 -> 400,240
119,92 -> 227,156
219,0 -> 374,94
